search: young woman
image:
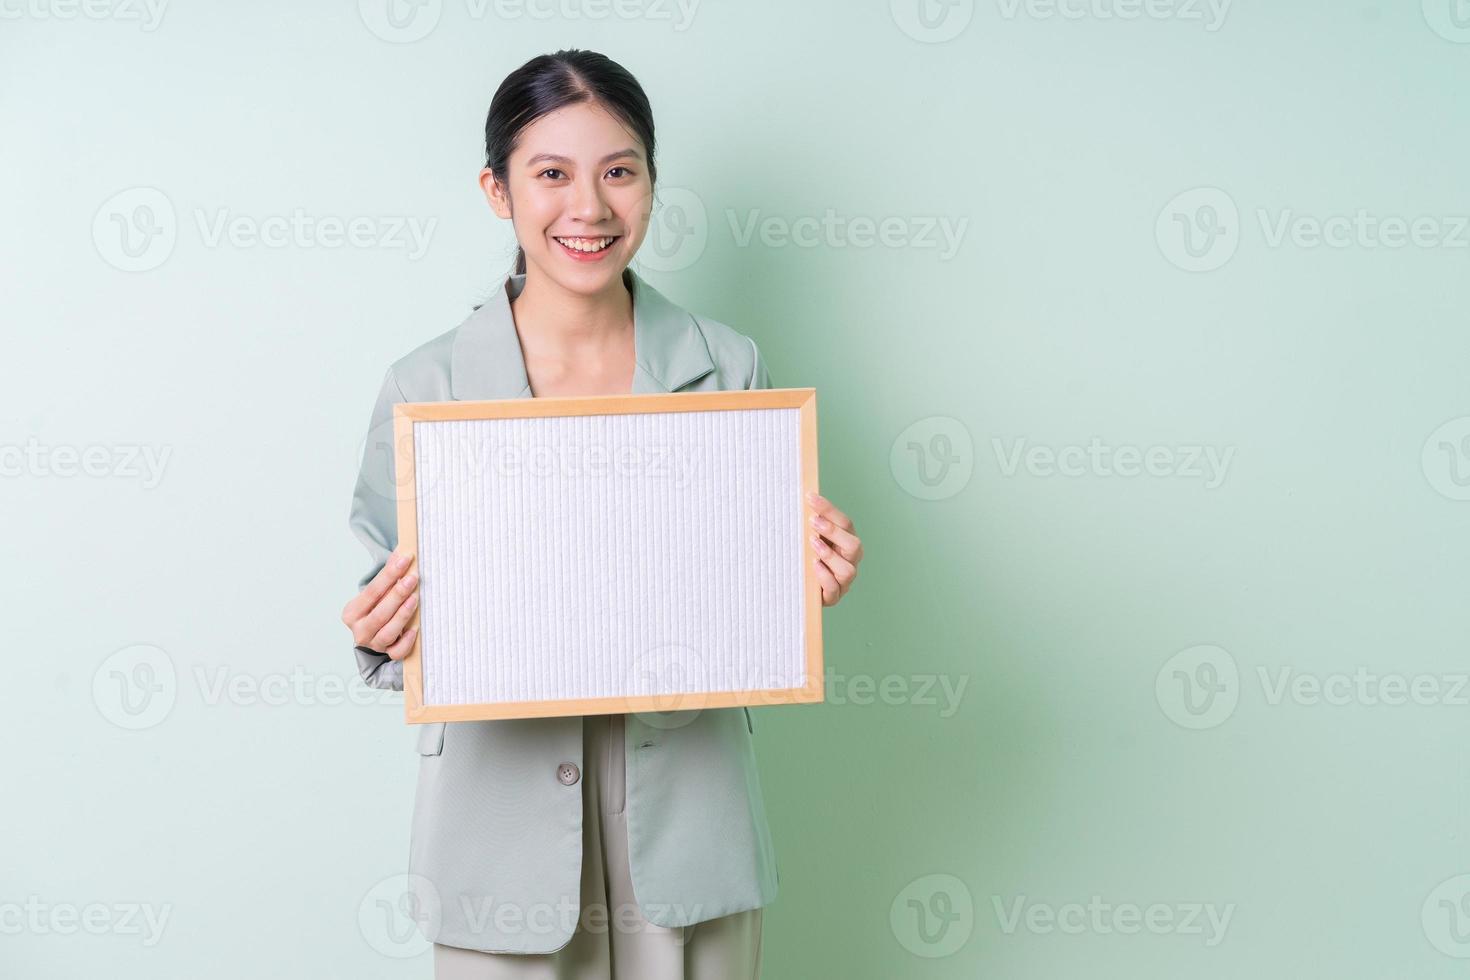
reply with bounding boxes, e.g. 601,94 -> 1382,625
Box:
341,49 -> 863,979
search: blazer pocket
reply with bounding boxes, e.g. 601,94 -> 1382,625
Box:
415,721 -> 446,756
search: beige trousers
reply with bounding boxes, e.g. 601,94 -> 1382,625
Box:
433,713 -> 764,979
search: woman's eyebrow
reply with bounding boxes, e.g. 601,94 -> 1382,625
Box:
524,148 -> 641,167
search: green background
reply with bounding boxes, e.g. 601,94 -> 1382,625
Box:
4,0 -> 1469,976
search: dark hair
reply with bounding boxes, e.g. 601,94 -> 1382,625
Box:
485,49 -> 658,277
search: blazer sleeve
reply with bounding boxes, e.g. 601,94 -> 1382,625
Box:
746,336 -> 773,391
346,365 -> 407,692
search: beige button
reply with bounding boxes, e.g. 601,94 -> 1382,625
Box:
556,762 -> 580,786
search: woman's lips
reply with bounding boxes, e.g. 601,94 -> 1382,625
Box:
553,235 -> 620,262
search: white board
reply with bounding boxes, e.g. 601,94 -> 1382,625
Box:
393,389 -> 824,723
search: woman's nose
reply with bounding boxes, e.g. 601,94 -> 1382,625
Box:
570,176 -> 612,222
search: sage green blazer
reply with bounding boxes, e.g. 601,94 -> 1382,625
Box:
347,267 -> 780,954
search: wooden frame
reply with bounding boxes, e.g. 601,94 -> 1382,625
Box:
391,388 -> 823,724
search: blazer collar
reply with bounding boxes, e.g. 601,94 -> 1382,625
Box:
449,267 -> 715,400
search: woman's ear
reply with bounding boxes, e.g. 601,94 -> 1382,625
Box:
479,168 -> 512,219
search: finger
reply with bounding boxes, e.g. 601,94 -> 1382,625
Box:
812,554 -> 842,606
385,625 -> 418,662
806,491 -> 854,533
351,571 -> 418,647
809,513 -> 862,562
371,587 -> 420,651
810,531 -> 856,586
342,551 -> 415,624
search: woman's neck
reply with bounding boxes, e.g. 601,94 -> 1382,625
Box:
510,266 -> 633,357
508,265 -> 637,396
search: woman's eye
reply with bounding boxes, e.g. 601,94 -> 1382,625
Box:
538,166 -> 633,180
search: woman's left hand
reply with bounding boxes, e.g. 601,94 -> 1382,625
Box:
807,491 -> 862,607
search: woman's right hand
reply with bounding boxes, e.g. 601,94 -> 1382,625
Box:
341,550 -> 420,660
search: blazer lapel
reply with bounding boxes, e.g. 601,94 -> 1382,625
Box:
449,267 -> 715,400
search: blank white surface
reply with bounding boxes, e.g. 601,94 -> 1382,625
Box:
412,407 -> 805,707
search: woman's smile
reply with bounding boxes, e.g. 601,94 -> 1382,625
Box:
552,234 -> 622,261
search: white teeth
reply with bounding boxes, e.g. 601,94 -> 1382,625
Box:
555,236 -> 615,253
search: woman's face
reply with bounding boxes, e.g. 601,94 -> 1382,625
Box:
481,100 -> 652,296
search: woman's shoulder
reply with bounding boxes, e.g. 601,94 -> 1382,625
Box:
635,270 -> 770,390
687,311 -> 771,391
691,309 -> 759,363
379,321 -> 459,400
375,286 -> 773,397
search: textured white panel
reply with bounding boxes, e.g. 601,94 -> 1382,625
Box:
412,408 -> 805,707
